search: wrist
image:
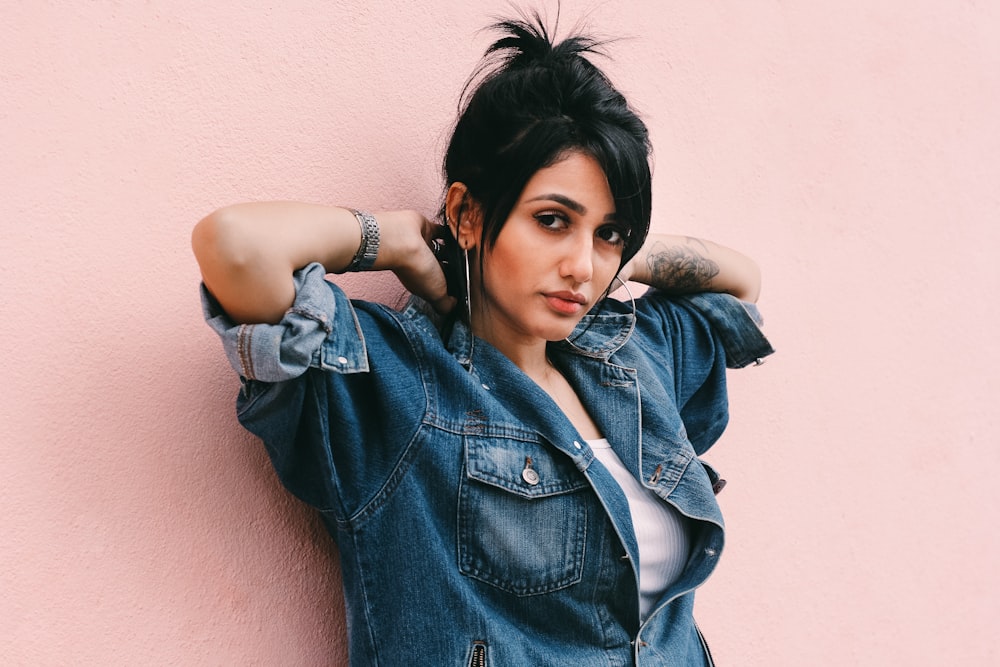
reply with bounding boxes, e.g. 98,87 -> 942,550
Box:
618,252 -> 644,285
339,209 -> 380,273
371,210 -> 431,270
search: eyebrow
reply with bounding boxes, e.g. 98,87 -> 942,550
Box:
527,193 -> 587,213
526,193 -> 616,221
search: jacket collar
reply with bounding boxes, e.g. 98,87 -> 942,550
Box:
408,291 -> 773,371
404,294 -> 636,370
555,300 -> 635,359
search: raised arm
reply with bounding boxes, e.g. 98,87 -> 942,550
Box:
192,202 -> 453,324
620,234 -> 761,303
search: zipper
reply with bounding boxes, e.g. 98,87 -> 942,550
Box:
468,640 -> 487,667
695,622 -> 716,667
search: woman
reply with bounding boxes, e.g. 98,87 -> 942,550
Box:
194,15 -> 773,666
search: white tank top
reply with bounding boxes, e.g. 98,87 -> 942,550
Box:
587,438 -> 692,620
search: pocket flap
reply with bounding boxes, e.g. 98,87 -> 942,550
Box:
464,435 -> 589,499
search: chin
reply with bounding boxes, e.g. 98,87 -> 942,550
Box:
536,319 -> 584,342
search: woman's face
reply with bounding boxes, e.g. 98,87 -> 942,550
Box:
472,151 -> 625,349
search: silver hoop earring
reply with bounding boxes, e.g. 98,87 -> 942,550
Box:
462,247 -> 473,325
611,274 -> 637,323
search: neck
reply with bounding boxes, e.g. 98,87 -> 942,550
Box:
477,324 -> 551,379
466,276 -> 561,381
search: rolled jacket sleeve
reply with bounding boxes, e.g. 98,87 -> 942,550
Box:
674,293 -> 774,369
628,291 -> 774,454
201,262 -> 368,383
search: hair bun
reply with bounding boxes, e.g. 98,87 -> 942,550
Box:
485,13 -> 605,71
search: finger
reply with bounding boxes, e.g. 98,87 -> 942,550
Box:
429,294 -> 458,315
397,245 -> 456,315
419,215 -> 448,242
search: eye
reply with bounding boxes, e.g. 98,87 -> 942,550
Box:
596,225 -> 627,246
535,212 -> 569,230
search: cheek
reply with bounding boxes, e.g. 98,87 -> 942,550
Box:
486,242 -> 529,279
595,253 -> 623,285
480,249 -> 526,297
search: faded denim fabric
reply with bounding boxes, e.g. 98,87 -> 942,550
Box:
202,262 -> 774,666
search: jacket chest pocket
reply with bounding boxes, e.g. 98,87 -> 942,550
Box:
458,434 -> 590,596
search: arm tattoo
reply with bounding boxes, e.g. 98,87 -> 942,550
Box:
645,238 -> 720,293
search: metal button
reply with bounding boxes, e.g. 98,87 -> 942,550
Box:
573,441 -> 582,450
337,356 -> 348,365
521,457 -> 539,485
482,383 -> 490,391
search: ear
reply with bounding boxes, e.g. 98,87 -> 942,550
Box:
445,182 -> 481,250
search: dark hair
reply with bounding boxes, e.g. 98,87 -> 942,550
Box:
438,12 -> 652,311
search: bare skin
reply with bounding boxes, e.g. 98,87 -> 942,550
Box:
193,154 -> 760,437
621,235 -> 760,303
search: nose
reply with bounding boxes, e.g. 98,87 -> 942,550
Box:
559,233 -> 594,284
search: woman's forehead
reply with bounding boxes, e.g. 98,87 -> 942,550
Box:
517,152 -> 614,214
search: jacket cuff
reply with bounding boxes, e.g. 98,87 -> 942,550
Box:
677,293 -> 775,369
201,262 -> 365,382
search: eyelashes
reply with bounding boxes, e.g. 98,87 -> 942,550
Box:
535,212 -> 567,229
597,226 -> 626,245
534,212 -> 625,247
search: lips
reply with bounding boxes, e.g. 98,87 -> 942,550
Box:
544,291 -> 588,315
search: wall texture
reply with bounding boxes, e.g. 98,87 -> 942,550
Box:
3,1 -> 997,664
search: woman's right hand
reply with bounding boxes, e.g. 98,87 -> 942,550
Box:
372,210 -> 456,316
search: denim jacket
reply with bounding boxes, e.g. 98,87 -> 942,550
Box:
202,263 -> 774,666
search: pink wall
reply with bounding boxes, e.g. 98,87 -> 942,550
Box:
3,1 -> 998,664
